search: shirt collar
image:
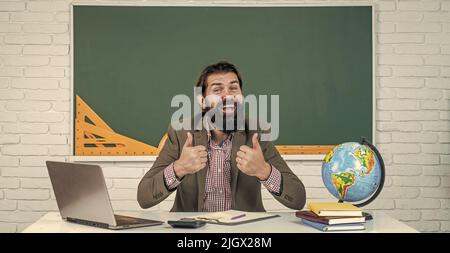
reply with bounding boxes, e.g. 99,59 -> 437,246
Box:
207,131 -> 234,146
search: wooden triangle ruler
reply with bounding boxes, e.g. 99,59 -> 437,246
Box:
75,95 -> 167,156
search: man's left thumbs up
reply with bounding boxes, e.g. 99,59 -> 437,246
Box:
252,133 -> 261,151
236,133 -> 271,180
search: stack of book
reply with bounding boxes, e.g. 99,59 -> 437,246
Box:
296,202 -> 366,232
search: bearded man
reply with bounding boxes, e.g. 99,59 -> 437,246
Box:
137,61 -> 306,212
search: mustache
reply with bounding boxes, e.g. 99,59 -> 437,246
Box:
202,98 -> 239,112
201,100 -> 243,133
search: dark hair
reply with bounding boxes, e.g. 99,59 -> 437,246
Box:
196,61 -> 243,96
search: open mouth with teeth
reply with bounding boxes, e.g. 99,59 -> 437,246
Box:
222,104 -> 236,114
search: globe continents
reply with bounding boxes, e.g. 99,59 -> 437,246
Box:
321,142 -> 382,203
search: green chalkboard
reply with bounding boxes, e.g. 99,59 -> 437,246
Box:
73,5 -> 373,154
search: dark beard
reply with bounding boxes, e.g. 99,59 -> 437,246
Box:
202,103 -> 238,133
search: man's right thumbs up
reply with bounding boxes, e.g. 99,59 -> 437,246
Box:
184,132 -> 193,148
174,132 -> 207,179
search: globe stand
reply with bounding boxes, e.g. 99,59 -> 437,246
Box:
362,212 -> 373,221
335,137 -> 385,222
338,200 -> 374,221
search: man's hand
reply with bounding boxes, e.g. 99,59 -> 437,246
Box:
236,133 -> 271,180
173,132 -> 207,178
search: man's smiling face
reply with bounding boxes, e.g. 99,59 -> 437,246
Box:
204,72 -> 243,116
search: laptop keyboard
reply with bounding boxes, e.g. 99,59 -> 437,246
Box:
114,214 -> 162,226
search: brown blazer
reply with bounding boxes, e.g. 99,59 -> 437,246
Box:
137,120 -> 306,212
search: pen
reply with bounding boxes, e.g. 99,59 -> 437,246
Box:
231,214 -> 246,220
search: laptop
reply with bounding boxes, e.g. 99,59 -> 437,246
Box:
46,161 -> 164,230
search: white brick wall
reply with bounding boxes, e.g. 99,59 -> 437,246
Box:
1,0 -> 450,233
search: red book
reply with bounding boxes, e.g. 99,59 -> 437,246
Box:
295,210 -> 365,225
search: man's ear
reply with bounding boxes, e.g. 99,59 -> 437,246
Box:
235,94 -> 244,104
196,94 -> 205,109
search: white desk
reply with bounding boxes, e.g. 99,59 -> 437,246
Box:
22,211 -> 418,233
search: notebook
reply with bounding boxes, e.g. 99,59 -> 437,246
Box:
185,210 -> 280,225
302,219 -> 365,232
295,210 -> 366,225
307,202 -> 363,217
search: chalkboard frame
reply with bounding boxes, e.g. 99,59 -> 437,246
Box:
69,2 -> 375,162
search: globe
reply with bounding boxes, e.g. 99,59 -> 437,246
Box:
321,138 -> 385,208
